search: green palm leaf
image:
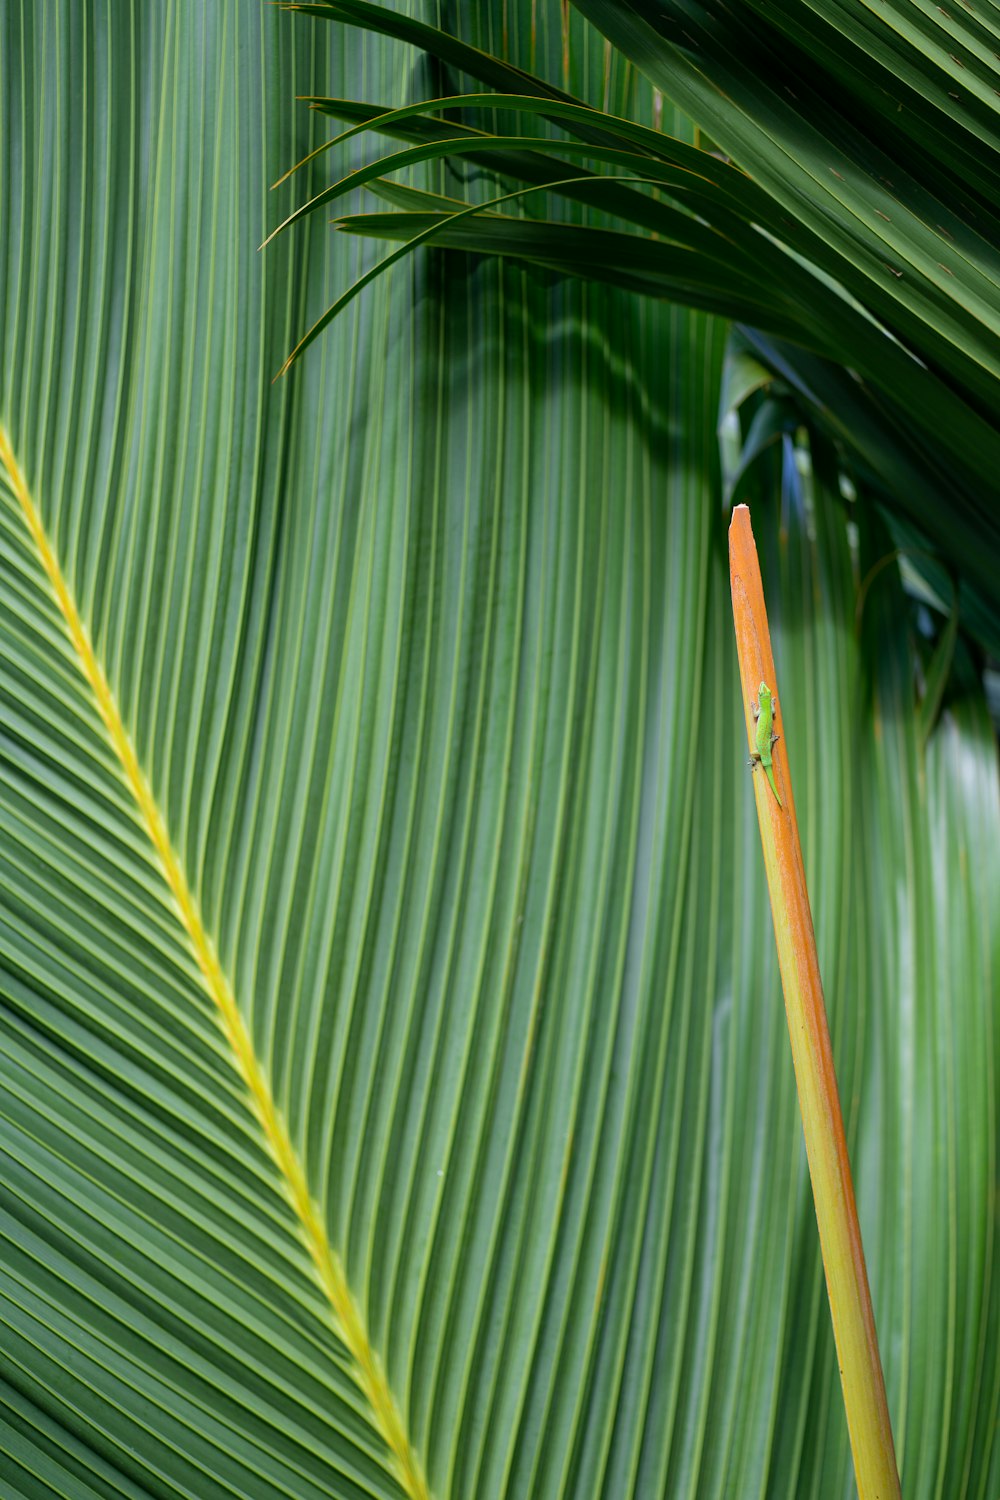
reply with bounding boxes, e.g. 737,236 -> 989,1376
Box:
291,0 -> 1000,655
0,4 -> 996,1499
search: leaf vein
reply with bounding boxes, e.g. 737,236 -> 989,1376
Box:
0,425 -> 430,1500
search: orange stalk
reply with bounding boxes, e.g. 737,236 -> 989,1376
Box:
729,504 -> 900,1500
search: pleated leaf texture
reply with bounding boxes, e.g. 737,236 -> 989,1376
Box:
0,5 -> 997,1500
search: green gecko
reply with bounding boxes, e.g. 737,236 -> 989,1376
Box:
750,681 -> 782,807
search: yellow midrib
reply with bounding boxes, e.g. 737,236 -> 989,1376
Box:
0,427 -> 429,1500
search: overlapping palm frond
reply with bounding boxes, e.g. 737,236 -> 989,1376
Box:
281,0 -> 1000,654
0,5 -> 996,1500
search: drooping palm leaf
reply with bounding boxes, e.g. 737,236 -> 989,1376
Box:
288,0 -> 1000,655
0,6 -> 997,1500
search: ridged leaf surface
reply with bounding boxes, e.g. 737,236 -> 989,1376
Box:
0,4 -> 996,1498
